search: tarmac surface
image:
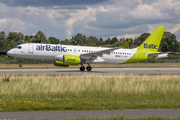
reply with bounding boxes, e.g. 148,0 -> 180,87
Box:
1,109 -> 180,119
1,68 -> 180,75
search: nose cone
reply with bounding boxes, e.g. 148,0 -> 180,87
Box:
7,50 -> 14,57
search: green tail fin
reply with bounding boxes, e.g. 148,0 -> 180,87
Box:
138,26 -> 165,53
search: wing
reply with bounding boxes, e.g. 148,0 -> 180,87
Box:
80,40 -> 131,60
80,47 -> 122,60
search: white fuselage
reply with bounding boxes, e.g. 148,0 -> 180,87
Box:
7,43 -> 137,64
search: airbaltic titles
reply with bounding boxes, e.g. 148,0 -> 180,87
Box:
36,45 -> 67,52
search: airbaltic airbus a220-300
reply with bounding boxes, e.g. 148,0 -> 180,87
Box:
7,26 -> 170,71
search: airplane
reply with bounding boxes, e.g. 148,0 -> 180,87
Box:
7,26 -> 169,71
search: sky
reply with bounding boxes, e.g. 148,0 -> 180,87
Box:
0,0 -> 180,41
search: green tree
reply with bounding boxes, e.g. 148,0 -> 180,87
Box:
60,39 -> 72,45
87,36 -> 98,46
105,38 -> 111,45
160,32 -> 180,52
48,37 -> 59,44
25,35 -> 32,43
70,33 -> 86,46
14,32 -> 25,45
98,37 -> 104,46
0,31 -> 6,50
137,33 -> 150,46
111,37 -> 118,45
6,32 -> 17,41
6,40 -> 17,49
32,31 -> 48,43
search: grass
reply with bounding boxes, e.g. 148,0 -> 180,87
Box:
1,74 -> 180,111
59,117 -> 180,120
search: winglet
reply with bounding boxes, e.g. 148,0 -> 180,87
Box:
120,40 -> 131,47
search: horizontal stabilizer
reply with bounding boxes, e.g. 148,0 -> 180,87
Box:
148,52 -> 172,57
147,52 -> 172,59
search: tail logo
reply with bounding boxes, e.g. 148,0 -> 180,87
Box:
144,43 -> 157,49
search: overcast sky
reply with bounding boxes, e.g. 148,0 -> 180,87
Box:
0,0 -> 180,41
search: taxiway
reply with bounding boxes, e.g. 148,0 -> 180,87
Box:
0,68 -> 180,76
1,109 -> 180,119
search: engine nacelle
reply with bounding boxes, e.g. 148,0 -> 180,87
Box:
63,54 -> 80,65
54,60 -> 69,67
54,54 -> 80,66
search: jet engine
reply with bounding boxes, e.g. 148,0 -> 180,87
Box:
54,54 -> 80,66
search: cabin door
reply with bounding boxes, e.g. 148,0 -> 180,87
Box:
29,44 -> 34,53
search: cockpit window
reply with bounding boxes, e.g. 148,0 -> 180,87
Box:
17,46 -> 22,49
13,46 -> 17,49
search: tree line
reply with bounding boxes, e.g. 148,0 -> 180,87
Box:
0,30 -> 180,53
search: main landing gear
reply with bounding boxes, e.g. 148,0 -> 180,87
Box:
80,66 -> 92,71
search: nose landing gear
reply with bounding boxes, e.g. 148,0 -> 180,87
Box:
19,63 -> 23,68
18,58 -> 24,68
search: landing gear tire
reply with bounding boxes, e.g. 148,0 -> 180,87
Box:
86,66 -> 92,71
19,64 -> 23,68
80,66 -> 85,71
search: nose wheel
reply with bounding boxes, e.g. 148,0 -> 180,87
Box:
19,64 -> 23,68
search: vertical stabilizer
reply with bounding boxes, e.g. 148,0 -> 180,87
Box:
138,26 -> 165,53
